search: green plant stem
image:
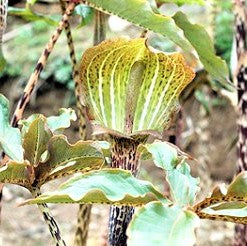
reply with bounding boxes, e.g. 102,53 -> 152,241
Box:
31,188 -> 66,246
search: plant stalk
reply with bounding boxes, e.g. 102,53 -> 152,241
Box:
108,136 -> 146,246
31,188 -> 66,246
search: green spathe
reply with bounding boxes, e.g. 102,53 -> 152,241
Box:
80,38 -> 195,134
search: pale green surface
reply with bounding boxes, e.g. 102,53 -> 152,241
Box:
20,108 -> 76,135
0,94 -> 24,161
127,202 -> 199,246
24,169 -> 168,206
167,162 -> 200,206
144,140 -> 177,170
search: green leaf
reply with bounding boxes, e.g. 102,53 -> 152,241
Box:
157,0 -> 205,5
46,108 -> 77,132
85,0 -> 229,85
172,11 -> 230,87
0,94 -> 24,161
193,172 -> 247,223
142,140 -> 178,170
20,108 -> 76,135
23,116 -> 52,167
74,4 -> 94,28
35,135 -> 105,185
203,202 -> 247,217
127,202 -> 199,246
23,169 -> 168,205
167,162 -> 200,206
80,38 -> 194,134
8,7 -> 58,26
86,0 -> 192,51
227,172 -> 247,199
0,160 -> 32,188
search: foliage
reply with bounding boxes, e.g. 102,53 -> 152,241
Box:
23,169 -> 168,205
24,140 -> 247,245
0,94 -> 106,190
0,94 -> 23,161
85,0 -> 229,87
156,0 -> 205,5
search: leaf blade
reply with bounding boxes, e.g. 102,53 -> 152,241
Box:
23,169 -> 168,206
127,202 -> 199,246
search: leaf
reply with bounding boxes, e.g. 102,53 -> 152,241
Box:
0,160 -> 32,188
0,94 -> 24,162
127,202 -> 200,246
74,4 -> 94,28
85,0 -> 229,85
20,108 -> 76,135
8,7 -> 58,26
86,0 -> 192,51
142,140 -> 178,170
35,135 -> 105,185
172,11 -> 230,87
23,169 -> 168,205
157,0 -> 205,5
193,172 -> 247,222
80,38 -> 194,134
46,108 -> 77,132
166,162 -> 200,206
202,202 -> 247,218
227,172 -> 247,199
23,116 -> 52,167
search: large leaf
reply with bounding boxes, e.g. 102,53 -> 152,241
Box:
167,162 -> 199,206
173,11 -> 229,86
127,202 -> 199,246
0,160 -> 32,188
35,135 -> 105,185
23,116 -> 52,167
0,94 -> 24,161
141,140 -> 199,205
85,0 -> 229,85
86,0 -> 192,51
80,38 -> 194,134
23,169 -> 168,205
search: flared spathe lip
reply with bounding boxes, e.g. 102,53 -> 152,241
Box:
79,38 -> 195,135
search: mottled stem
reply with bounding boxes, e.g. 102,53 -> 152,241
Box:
108,136 -> 146,246
32,188 -> 66,246
233,0 -> 247,245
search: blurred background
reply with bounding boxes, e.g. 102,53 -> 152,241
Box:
0,0 -> 238,245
